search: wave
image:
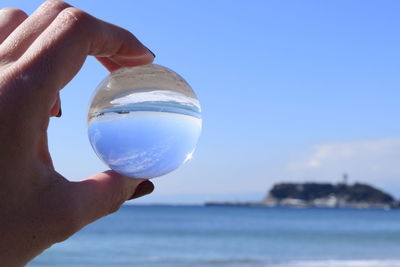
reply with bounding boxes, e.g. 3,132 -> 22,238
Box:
281,259 -> 400,267
133,257 -> 400,267
135,257 -> 265,266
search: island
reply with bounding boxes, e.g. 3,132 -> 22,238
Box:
263,182 -> 398,209
205,182 -> 399,209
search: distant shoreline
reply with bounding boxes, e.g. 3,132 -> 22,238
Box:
203,182 -> 399,210
124,203 -> 399,210
203,201 -> 396,210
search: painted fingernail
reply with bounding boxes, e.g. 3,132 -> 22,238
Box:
129,180 -> 154,200
56,108 -> 62,117
146,47 -> 156,58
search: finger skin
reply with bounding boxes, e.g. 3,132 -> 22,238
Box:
0,170 -> 155,266
0,0 -> 71,62
71,171 -> 151,225
96,56 -> 124,72
1,5 -> 154,156
49,92 -> 61,117
0,8 -> 28,44
0,1 -> 156,265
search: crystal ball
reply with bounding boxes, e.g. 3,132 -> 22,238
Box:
87,64 -> 202,179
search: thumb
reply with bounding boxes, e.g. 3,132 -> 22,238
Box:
72,170 -> 154,225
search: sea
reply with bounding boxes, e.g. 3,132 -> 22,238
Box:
29,205 -> 400,267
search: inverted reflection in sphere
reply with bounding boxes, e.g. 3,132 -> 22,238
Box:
87,64 -> 202,179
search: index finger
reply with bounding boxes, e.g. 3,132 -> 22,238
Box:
6,7 -> 154,139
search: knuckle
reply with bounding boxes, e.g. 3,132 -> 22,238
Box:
39,0 -> 70,15
58,7 -> 91,29
36,0 -> 75,35
0,7 -> 27,20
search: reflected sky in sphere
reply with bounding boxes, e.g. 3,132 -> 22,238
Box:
87,64 -> 202,179
88,110 -> 201,178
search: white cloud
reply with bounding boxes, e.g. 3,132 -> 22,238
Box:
287,138 -> 400,193
106,136 -> 174,178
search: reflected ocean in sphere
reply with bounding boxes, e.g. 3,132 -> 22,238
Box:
87,65 -> 202,178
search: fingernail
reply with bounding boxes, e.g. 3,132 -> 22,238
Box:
56,108 -> 62,117
129,180 -> 154,200
146,47 -> 156,58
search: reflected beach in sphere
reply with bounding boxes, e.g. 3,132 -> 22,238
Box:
87,64 -> 202,179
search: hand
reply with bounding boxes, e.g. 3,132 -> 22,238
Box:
0,1 -> 155,266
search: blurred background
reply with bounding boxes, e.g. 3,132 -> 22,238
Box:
4,0 -> 400,266
8,0 -> 400,203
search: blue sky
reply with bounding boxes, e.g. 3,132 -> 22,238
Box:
6,0 -> 400,203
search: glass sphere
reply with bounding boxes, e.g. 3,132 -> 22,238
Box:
87,64 -> 202,179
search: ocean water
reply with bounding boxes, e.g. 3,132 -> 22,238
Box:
88,110 -> 202,178
30,206 -> 400,267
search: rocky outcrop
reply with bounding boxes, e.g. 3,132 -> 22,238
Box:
263,182 -> 397,209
